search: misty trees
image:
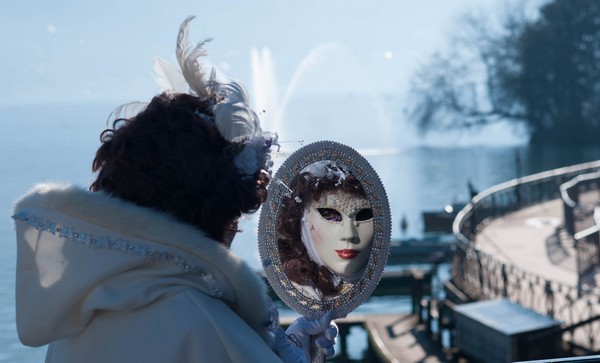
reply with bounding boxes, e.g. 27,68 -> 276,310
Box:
409,0 -> 600,144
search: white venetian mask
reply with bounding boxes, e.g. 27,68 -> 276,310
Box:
302,190 -> 374,282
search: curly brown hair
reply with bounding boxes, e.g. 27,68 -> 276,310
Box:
90,92 -> 269,244
277,169 -> 366,297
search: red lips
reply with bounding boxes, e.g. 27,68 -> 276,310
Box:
336,249 -> 360,259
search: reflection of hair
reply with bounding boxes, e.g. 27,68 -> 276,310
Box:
277,169 -> 366,297
90,93 -> 269,244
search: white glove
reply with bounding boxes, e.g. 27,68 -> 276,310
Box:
273,326 -> 309,363
284,312 -> 338,362
266,296 -> 337,363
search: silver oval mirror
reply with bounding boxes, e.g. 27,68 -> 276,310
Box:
258,140 -> 391,318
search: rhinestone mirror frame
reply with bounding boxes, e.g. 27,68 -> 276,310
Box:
258,140 -> 391,318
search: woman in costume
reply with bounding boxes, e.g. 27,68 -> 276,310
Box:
278,161 -> 374,300
12,16 -> 335,363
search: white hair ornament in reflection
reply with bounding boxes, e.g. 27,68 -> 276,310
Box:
300,160 -> 349,186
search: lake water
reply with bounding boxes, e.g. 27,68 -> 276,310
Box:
2,101 -> 600,361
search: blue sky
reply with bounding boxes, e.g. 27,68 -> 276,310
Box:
1,0 -> 509,105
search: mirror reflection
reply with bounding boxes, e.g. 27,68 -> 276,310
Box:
277,160 -> 374,300
258,140 -> 390,318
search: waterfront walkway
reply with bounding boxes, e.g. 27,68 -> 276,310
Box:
475,197 -> 576,285
471,190 -> 600,354
474,190 -> 599,287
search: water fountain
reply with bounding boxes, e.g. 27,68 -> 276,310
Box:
250,42 -> 399,153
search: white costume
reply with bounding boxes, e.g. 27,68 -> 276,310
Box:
13,183 -> 283,363
10,16 -> 337,363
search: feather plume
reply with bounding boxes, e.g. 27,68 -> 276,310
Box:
208,68 -> 218,95
213,80 -> 250,104
176,15 -> 213,99
152,57 -> 188,93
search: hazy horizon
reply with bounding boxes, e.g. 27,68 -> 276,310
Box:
3,0 -> 511,105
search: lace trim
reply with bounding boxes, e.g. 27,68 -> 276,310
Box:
12,211 -> 224,298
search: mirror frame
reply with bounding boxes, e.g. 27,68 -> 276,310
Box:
258,140 -> 391,318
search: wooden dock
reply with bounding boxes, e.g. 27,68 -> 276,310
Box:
364,313 -> 449,363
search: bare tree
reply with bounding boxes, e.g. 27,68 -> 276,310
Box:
409,0 -> 600,144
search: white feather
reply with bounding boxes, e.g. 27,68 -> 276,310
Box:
176,15 -> 213,99
152,57 -> 188,93
214,81 -> 250,104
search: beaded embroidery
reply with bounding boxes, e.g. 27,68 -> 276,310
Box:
12,211 -> 224,298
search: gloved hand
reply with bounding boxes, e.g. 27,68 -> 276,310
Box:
284,312 -> 338,362
267,291 -> 338,363
273,326 -> 308,363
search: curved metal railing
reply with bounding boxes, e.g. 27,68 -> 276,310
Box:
560,171 -> 600,236
452,160 -> 600,352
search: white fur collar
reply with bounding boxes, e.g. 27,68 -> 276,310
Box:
14,183 -> 273,344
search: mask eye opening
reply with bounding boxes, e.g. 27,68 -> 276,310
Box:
317,208 -> 342,222
355,208 -> 373,222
